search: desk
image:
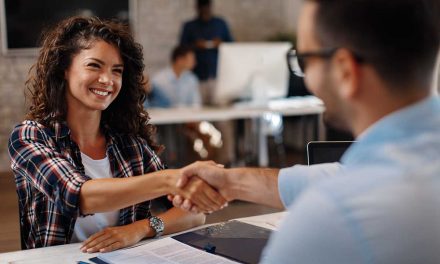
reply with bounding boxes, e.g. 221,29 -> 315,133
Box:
148,96 -> 325,166
0,212 -> 286,264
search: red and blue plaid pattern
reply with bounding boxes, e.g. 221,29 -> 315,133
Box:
8,120 -> 164,248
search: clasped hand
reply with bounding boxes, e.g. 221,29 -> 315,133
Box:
170,161 -> 231,214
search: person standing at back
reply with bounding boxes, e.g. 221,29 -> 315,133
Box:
180,0 -> 233,105
180,0 -> 235,166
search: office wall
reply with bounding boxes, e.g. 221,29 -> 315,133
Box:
0,0 -> 302,171
136,0 -> 301,75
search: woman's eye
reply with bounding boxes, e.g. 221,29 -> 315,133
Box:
87,63 -> 100,68
113,68 -> 123,74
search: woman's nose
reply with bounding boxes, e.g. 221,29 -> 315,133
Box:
98,72 -> 114,87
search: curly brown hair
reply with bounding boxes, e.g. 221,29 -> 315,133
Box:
25,16 -> 162,153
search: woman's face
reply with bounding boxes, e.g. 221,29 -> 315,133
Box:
65,40 -> 124,113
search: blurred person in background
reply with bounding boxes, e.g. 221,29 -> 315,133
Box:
147,45 -> 201,108
180,0 -> 233,105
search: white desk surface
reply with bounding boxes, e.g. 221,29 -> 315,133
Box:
0,212 -> 287,264
148,96 -> 324,125
148,96 -> 324,167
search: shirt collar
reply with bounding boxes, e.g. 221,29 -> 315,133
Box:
342,96 -> 440,164
53,119 -> 115,147
167,66 -> 190,81
53,120 -> 71,140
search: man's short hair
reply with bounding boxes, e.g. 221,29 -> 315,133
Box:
197,0 -> 211,8
171,45 -> 194,63
310,0 -> 440,89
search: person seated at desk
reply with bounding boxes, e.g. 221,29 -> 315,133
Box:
147,45 -> 201,108
8,16 -> 226,252
146,46 -> 223,164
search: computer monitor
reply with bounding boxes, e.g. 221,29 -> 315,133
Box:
214,42 -> 292,105
307,141 -> 354,165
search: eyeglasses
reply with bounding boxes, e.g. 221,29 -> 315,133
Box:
286,48 -> 364,77
286,48 -> 338,77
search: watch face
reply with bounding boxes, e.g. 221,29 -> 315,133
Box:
150,216 -> 164,236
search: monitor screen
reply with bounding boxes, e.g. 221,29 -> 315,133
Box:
1,0 -> 131,55
307,141 -> 354,165
214,42 -> 291,105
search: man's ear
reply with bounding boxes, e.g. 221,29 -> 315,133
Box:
332,49 -> 361,99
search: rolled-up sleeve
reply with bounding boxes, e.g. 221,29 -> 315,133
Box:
8,122 -> 91,217
278,162 -> 343,207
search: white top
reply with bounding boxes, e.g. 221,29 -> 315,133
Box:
70,153 -> 119,243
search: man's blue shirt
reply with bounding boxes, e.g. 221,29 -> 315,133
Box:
263,96 -> 440,263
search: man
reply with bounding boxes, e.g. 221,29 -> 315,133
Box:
147,45 -> 201,108
174,0 -> 440,262
180,0 -> 236,166
180,0 -> 233,104
146,45 -> 208,165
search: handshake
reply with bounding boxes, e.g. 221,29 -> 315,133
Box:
168,161 -> 232,214
167,161 -> 282,214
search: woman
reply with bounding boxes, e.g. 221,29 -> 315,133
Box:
8,16 -> 226,252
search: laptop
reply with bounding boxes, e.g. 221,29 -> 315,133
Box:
307,141 -> 354,165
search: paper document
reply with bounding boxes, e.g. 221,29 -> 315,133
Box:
236,212 -> 287,230
97,237 -> 237,264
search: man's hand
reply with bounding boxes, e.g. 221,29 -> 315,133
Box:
212,37 -> 222,48
80,221 -> 147,253
195,38 -> 221,49
172,176 -> 227,213
177,161 -> 230,196
169,161 -> 232,214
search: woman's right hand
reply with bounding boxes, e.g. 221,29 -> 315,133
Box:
171,173 -> 228,214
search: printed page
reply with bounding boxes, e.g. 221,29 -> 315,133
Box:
236,212 -> 287,230
98,237 -> 237,264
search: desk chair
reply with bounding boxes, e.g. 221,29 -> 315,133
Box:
261,112 -> 286,167
18,202 -> 26,249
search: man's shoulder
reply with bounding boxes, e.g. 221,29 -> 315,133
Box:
312,165 -> 397,197
182,71 -> 199,82
212,16 -> 227,23
152,67 -> 173,84
183,19 -> 199,28
309,161 -> 440,211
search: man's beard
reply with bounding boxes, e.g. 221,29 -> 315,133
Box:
322,110 -> 353,135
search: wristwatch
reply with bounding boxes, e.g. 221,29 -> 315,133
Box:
148,216 -> 164,238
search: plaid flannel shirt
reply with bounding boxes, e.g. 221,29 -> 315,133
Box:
8,120 -> 165,249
